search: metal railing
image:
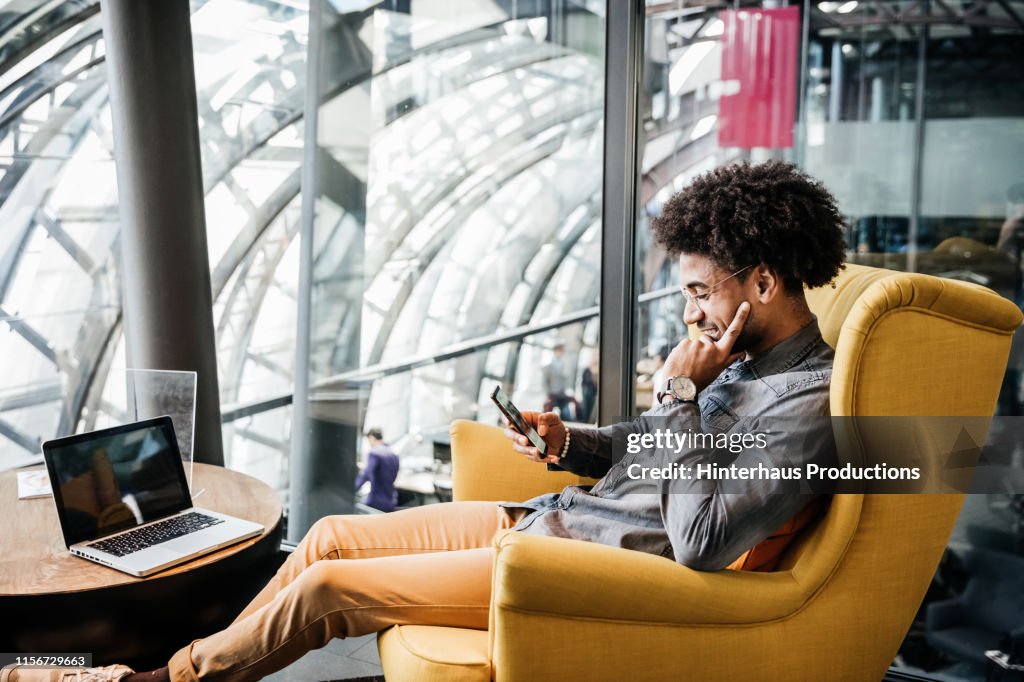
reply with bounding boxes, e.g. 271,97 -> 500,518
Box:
219,283 -> 680,423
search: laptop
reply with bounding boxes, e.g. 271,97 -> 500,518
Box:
42,416 -> 264,577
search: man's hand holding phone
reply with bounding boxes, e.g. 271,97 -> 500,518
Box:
503,411 -> 566,464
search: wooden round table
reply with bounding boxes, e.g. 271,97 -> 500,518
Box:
0,463 -> 283,668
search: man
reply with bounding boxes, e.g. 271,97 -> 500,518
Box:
3,161 -> 846,682
541,343 -> 576,419
355,428 -> 400,512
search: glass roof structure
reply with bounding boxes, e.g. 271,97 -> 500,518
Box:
0,1 -> 625,493
0,0 -> 308,472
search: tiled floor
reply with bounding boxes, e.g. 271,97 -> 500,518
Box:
263,633 -> 383,681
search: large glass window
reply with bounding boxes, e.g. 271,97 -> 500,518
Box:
0,0 -> 605,532
804,3 -> 1024,679
0,0 -> 309,491
291,0 -> 605,535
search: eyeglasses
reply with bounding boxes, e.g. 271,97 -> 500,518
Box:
679,265 -> 754,312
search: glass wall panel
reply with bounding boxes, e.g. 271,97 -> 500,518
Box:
800,5 -> 918,266
0,0 -> 310,491
295,0 -> 605,535
802,6 -> 1024,676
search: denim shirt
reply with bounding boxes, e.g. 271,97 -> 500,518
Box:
500,318 -> 835,571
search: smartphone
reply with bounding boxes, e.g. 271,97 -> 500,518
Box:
490,385 -> 548,457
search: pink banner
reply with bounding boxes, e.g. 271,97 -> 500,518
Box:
718,6 -> 800,149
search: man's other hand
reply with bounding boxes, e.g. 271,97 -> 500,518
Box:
503,411 -> 566,465
663,301 -> 750,393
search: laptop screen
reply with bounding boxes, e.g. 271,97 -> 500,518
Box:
43,417 -> 192,548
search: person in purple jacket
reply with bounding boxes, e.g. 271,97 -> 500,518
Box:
355,427 -> 400,512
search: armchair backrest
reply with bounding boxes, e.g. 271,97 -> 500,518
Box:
806,262 -> 1017,417
776,263 -> 1021,678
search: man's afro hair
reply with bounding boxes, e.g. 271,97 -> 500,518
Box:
651,161 -> 846,290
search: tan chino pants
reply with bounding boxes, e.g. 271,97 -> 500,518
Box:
168,501 -> 522,682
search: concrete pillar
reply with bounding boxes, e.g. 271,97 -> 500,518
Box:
101,0 -> 224,465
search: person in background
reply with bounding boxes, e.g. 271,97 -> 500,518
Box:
355,428 -> 400,512
579,352 -> 599,424
542,343 -> 576,419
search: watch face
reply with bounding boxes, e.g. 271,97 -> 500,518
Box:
670,377 -> 697,401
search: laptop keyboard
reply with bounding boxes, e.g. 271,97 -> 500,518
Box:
88,511 -> 224,557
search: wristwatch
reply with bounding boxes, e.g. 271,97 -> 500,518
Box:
657,376 -> 697,404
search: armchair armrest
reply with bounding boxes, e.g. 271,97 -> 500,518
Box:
450,420 -> 597,502
926,598 -> 965,632
490,531 -> 808,625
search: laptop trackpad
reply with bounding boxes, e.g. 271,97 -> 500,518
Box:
161,524 -> 240,554
121,544 -> 185,566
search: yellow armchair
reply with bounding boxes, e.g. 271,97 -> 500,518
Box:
377,263 -> 1022,681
